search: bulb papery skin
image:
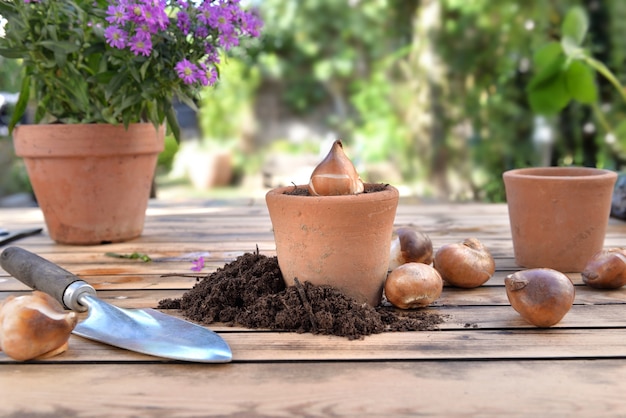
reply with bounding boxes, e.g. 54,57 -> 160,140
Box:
389,228 -> 433,271
582,248 -> 626,289
0,291 -> 77,361
505,268 -> 575,328
433,238 -> 495,288
385,263 -> 443,309
389,238 -> 403,271
308,140 -> 364,196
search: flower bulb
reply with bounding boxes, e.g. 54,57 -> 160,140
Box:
0,291 -> 77,361
308,140 -> 364,196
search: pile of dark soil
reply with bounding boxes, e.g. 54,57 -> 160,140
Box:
158,250 -> 444,340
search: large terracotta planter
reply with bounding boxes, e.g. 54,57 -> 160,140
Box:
503,166 -> 617,272
13,123 -> 165,245
266,184 -> 399,306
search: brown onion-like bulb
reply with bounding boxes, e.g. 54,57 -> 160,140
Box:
0,291 -> 78,361
505,268 -> 575,328
433,238 -> 495,288
389,228 -> 433,271
308,140 -> 364,196
384,263 -> 443,309
581,248 -> 626,289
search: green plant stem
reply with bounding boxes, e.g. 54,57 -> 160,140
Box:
584,56 -> 626,105
591,102 -> 611,133
583,55 -> 626,158
591,102 -> 624,158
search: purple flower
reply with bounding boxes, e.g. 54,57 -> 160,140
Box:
191,256 -> 205,272
206,66 -> 218,86
195,25 -> 209,39
176,11 -> 191,35
129,32 -> 152,56
106,4 -> 126,24
203,44 -> 220,65
241,12 -> 262,37
97,0 -> 263,129
104,26 -> 128,49
175,59 -> 197,84
136,24 -> 152,38
219,30 -> 240,50
128,4 -> 145,24
197,3 -> 218,27
195,62 -> 209,86
139,5 -> 163,33
214,9 -> 233,33
192,61 -> 219,87
150,3 -> 170,31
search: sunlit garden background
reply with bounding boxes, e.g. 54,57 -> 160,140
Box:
2,0 -> 626,205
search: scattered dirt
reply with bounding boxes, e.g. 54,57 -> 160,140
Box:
158,250 -> 445,340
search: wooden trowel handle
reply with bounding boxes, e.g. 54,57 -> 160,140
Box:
0,246 -> 95,310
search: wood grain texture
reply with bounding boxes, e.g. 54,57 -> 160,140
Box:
1,360 -> 626,417
2,200 -> 626,416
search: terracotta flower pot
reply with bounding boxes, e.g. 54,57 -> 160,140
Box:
13,123 -> 165,245
503,167 -> 617,272
266,184 -> 399,306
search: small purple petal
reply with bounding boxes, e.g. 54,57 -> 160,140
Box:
191,256 -> 205,272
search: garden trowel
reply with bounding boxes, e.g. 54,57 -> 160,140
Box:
0,246 -> 232,363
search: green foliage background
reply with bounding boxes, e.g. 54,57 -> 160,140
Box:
2,0 -> 626,202
245,0 -> 626,201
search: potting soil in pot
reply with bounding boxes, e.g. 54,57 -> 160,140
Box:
158,250 -> 444,340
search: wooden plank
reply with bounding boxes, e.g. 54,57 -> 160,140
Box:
432,285 -> 626,306
4,204 -> 625,264
1,280 -> 625,308
0,292 -> 624,331
3,200 -> 626,417
1,359 -> 626,417
0,261 -> 592,290
200,328 -> 626,362
3,327 -> 626,364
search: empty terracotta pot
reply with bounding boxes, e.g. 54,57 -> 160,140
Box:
503,166 -> 617,272
266,184 -> 399,306
13,123 -> 164,245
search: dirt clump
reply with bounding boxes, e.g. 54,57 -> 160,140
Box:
283,182 -> 389,196
158,250 -> 444,340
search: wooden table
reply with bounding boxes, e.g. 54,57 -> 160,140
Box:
2,198 -> 626,416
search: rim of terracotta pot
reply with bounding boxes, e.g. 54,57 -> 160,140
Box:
503,166 -> 617,182
13,123 -> 165,157
266,183 -> 399,203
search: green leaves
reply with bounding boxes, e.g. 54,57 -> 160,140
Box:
0,0 -> 260,143
526,42 -> 568,113
565,60 -> 597,103
105,252 -> 152,262
0,47 -> 26,59
526,6 -> 598,115
9,73 -> 30,133
561,6 -> 588,47
527,42 -> 565,89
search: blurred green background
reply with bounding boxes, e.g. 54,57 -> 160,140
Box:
2,0 -> 626,204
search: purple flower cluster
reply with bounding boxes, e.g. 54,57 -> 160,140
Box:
104,0 -> 261,87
